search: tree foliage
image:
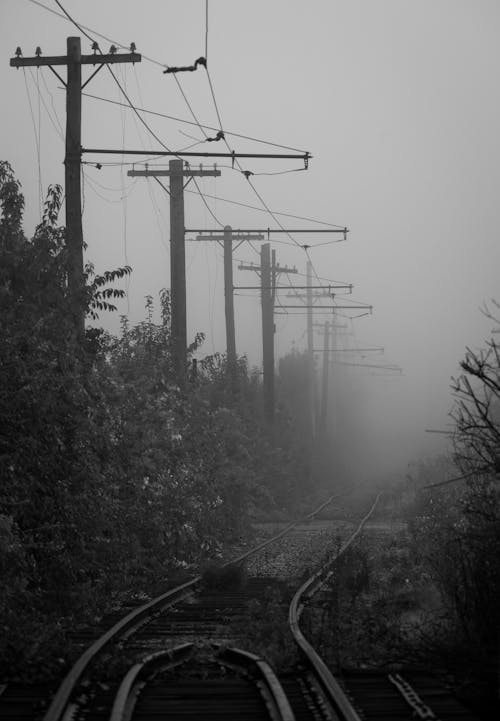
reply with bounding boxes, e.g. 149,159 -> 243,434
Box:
405,315 -> 500,708
0,162 -> 311,679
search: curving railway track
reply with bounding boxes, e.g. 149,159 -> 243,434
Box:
1,492 -> 481,721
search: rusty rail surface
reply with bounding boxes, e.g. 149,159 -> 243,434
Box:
43,489 -> 346,721
288,493 -> 382,721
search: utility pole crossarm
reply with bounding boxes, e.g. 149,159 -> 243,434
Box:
194,233 -> 264,241
238,263 -> 261,272
10,51 -> 141,67
128,168 -> 221,178
187,228 -> 347,234
286,285 -> 353,297
280,305 -> 372,310
238,265 -> 298,274
88,149 -> 311,161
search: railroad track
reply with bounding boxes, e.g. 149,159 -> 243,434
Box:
1,492 -> 480,720
30,490 -> 353,721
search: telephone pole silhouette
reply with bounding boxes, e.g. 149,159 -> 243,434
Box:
239,247 -> 297,424
10,37 -> 141,336
193,227 -> 264,383
128,162 -> 220,384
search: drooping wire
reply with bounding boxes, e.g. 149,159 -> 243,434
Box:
46,0 -> 332,261
32,69 -> 64,140
191,176 -> 225,227
131,64 -> 171,255
147,178 -> 169,253
82,172 -> 137,196
34,0 -> 309,151
205,0 -> 209,60
182,187 -> 344,227
23,68 -> 43,218
80,90 -> 309,153
48,0 -> 347,310
119,65 -> 131,313
82,170 -> 137,203
53,0 -> 179,158
40,68 -> 64,137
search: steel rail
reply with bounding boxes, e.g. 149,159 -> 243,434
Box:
216,646 -> 296,721
110,643 -> 295,721
110,643 -> 195,721
43,490 -> 346,721
288,493 -> 382,721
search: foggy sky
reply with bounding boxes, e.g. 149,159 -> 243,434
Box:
2,0 -> 500,478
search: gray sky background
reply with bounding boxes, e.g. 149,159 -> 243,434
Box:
2,1 -> 500,480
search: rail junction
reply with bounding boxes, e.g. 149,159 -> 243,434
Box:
0,493 -> 480,720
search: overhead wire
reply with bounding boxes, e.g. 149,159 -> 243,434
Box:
22,68 -> 43,218
205,0 -> 209,61
45,0 -> 345,246
44,0 -> 353,333
52,0 -> 178,158
118,65 -> 131,313
33,70 -> 64,140
82,171 -> 138,203
40,68 -> 64,137
78,91 -> 309,153
199,16 -> 319,254
182,188 -> 343,227
131,64 -> 170,254
52,0 -> 182,264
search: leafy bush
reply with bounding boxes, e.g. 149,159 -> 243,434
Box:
0,162 -> 314,679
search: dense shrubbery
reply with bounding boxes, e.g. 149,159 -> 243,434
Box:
0,162 -> 310,679
400,348 -> 500,709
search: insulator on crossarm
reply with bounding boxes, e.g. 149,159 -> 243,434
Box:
15,47 -> 22,57
35,46 -> 42,56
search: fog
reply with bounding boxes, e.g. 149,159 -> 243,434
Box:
2,0 -> 500,481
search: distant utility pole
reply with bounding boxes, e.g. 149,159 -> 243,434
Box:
319,321 -> 330,434
239,248 -> 297,425
128,161 -> 220,384
10,37 -> 141,337
261,244 -> 274,424
194,227 -> 264,383
306,262 -> 316,436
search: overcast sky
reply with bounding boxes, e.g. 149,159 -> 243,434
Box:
2,1 -> 500,479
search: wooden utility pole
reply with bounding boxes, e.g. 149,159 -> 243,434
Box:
306,261 -> 316,438
261,243 -> 274,424
10,38 -> 141,337
239,252 -> 297,425
224,225 -> 237,373
320,321 -> 330,433
128,162 -> 220,383
66,37 -> 84,337
193,227 -> 264,382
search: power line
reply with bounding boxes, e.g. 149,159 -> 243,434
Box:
205,0 -> 209,61
23,68 -> 43,218
52,0 -> 179,159
37,69 -> 64,139
79,90 -> 309,153
40,67 -> 64,136
38,0 -> 348,260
